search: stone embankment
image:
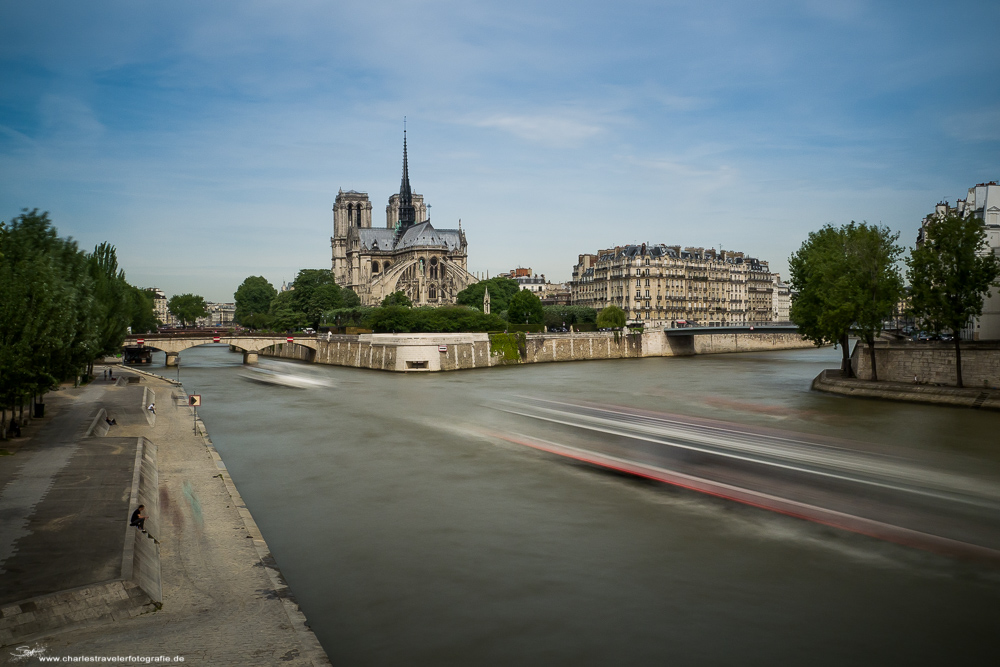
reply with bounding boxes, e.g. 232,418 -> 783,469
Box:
812,369 -> 1000,411
0,366 -> 330,664
850,340 -> 1000,389
262,330 -> 814,372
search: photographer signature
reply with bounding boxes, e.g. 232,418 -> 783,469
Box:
10,643 -> 48,660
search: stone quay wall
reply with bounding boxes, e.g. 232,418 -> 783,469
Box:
260,330 -> 814,372
850,340 -> 1000,389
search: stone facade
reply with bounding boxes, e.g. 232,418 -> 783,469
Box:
330,133 -> 477,307
571,244 -> 777,327
850,340 -> 1000,389
261,330 -> 814,372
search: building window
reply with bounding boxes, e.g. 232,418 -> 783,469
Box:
429,285 -> 437,299
372,261 -> 380,274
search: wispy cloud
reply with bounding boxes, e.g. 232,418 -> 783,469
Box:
473,112 -> 605,148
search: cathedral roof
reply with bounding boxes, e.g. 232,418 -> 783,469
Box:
357,220 -> 464,253
397,221 -> 463,251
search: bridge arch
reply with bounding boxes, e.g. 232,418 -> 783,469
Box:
124,335 -> 321,365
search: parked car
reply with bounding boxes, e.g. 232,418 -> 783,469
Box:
938,333 -> 954,342
915,331 -> 934,342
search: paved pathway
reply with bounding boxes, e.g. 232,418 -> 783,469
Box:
1,367 -> 329,665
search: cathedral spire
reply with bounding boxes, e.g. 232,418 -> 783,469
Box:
398,118 -> 416,229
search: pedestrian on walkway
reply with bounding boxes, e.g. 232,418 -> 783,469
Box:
103,368 -> 107,380
130,505 -> 148,532
147,402 -> 155,415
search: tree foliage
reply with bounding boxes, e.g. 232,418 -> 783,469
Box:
127,287 -> 159,334
596,305 -> 627,329
906,213 -> 1000,387
1,209 -> 148,435
89,242 -> 131,357
381,291 -> 413,308
167,293 -> 208,327
268,290 -> 308,331
845,224 -> 904,381
507,289 -> 545,325
543,305 -> 597,328
291,269 -> 346,328
234,276 -> 277,327
456,278 -> 520,313
789,222 -> 903,379
364,305 -> 507,333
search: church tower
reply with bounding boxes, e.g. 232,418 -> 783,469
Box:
331,188 -> 372,286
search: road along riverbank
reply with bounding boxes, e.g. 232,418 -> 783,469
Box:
0,366 -> 330,665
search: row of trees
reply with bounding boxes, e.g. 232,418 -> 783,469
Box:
233,270 -> 361,331
1,210 -> 157,435
789,215 -> 1000,387
231,273 -> 628,334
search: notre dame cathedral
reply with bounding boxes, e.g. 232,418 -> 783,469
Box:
330,131 -> 478,306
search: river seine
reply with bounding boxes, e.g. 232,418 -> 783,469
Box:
164,344 -> 999,666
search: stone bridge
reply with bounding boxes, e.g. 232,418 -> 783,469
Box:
123,334 -> 321,365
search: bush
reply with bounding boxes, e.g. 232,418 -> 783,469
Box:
597,305 -> 627,329
364,305 -> 506,333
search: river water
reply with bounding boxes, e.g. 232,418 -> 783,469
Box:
164,345 -> 1000,666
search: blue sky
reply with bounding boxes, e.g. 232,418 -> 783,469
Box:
2,0 -> 998,301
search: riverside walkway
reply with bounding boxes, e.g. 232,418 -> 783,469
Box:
0,368 -> 330,665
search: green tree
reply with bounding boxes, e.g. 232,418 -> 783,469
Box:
543,305 -> 597,328
342,288 -> 361,308
268,290 -> 308,331
365,305 -> 415,332
128,287 -> 159,334
168,293 -> 208,327
845,224 -> 904,381
906,213 -> 1000,388
0,210 -> 97,430
597,305 -> 627,329
234,276 -> 277,327
292,269 -> 343,328
789,225 -> 857,376
381,291 -> 413,308
507,289 -> 544,324
88,242 -> 131,360
456,278 -> 520,313
789,222 -> 904,380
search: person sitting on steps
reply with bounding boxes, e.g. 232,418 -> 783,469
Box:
130,504 -> 148,532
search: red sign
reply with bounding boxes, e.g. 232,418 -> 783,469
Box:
438,345 -> 448,352
287,336 -> 294,343
137,338 -> 144,345
213,336 -> 220,343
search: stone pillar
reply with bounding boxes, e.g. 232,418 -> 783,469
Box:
165,353 -> 179,366
243,351 -> 259,365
